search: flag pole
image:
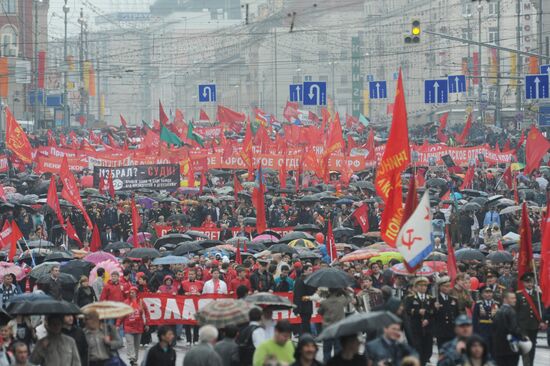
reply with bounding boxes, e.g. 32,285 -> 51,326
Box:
531,258 -> 544,321
19,237 -> 36,267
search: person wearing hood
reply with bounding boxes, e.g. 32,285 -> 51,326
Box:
290,334 -> 322,366
158,275 -> 178,295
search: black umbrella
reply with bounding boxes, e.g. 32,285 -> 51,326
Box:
279,231 -> 314,243
455,248 -> 485,262
486,251 -> 514,263
244,292 -> 295,310
233,241 -> 266,252
297,195 -> 320,204
7,299 -> 81,316
258,230 -> 282,239
461,189 -> 488,197
317,311 -> 401,340
173,242 -> 203,255
167,214 -> 187,222
61,260 -> 94,279
304,268 -> 355,288
126,247 -> 161,259
425,251 -> 447,261
26,240 -> 55,248
226,237 -> 250,245
198,239 -> 224,249
461,202 -> 481,212
243,217 -> 256,226
333,227 -> 355,238
184,230 -> 210,239
426,178 -> 447,188
351,181 -> 375,191
154,234 -> 193,249
37,272 -> 77,285
293,224 -> 321,232
349,235 -> 369,245
44,251 -> 74,262
470,197 -> 489,206
296,248 -> 322,260
104,241 -> 133,251
268,244 -> 298,255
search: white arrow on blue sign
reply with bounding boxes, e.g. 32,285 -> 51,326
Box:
525,75 -> 549,99
303,81 -> 327,106
289,84 -> 303,102
540,65 -> 550,74
424,79 -> 448,104
369,81 -> 387,99
447,75 -> 466,93
198,84 -> 216,102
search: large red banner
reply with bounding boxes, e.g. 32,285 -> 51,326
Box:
154,226 -> 293,239
140,292 -> 321,326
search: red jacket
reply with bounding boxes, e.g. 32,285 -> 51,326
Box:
120,301 -> 145,333
229,278 -> 251,293
100,280 -> 125,302
181,280 -> 204,295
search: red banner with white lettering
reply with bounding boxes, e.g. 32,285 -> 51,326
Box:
153,226 -> 294,239
140,293 -> 322,325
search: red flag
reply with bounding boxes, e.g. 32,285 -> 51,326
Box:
540,200 -> 550,307
296,158 -> 303,192
233,173 -> 243,202
455,112 -> 473,145
460,165 -> 475,190
321,108 -> 331,132
187,162 -> 195,188
98,174 -> 105,195
446,226 -> 457,286
199,109 -> 210,121
131,197 -> 141,248
283,101 -> 299,122
503,139 -> 512,152
415,168 -> 426,188
47,130 -> 57,147
199,172 -> 207,195
517,202 -> 533,290
325,112 -> 345,156
107,170 -> 115,199
47,176 -> 64,225
347,135 -> 357,152
309,111 -> 320,124
325,220 -> 337,262
437,112 -> 449,143
0,221 -> 11,250
90,222 -> 101,252
401,176 -> 418,226
253,165 -> 267,234
120,114 -> 128,128
279,153 -> 287,190
345,114 -> 358,129
60,156 -> 93,228
235,244 -> 242,264
240,122 -> 254,172
351,204 -> 369,233
525,125 -> 550,175
59,133 -> 67,147
173,109 -> 184,124
516,130 -> 526,150
217,105 -> 245,133
64,218 -> 82,248
502,166 -> 513,189
364,129 -> 376,162
5,107 -> 32,164
159,100 -> 169,125
375,69 -> 410,246
497,240 -> 504,251
0,184 -> 6,202
8,221 -> 23,262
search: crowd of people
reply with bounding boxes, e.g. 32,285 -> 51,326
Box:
0,119 -> 547,366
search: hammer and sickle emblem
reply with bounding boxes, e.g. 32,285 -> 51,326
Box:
401,229 -> 422,250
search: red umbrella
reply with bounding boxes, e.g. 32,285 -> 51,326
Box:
424,261 -> 448,273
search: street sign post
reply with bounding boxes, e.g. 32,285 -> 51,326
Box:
303,81 -> 327,105
447,75 -> 466,93
289,84 -> 303,102
525,75 -> 549,99
538,105 -> 550,127
368,81 -> 387,99
198,84 -> 216,102
424,79 -> 448,103
540,65 -> 550,74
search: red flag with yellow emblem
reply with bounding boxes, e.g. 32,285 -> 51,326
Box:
5,108 -> 32,164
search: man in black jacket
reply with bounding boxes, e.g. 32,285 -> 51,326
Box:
364,321 -> 417,365
292,264 -> 316,336
62,315 -> 88,366
434,276 -> 459,351
144,326 -> 176,366
492,291 -> 525,366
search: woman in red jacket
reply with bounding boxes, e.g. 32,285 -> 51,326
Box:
119,287 -> 146,366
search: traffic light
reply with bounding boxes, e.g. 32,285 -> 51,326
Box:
404,20 -> 421,44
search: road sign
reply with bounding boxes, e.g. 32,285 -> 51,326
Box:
525,74 -> 549,99
368,81 -> 387,99
424,79 -> 448,104
289,84 -> 303,102
447,75 -> 466,93
539,105 -> 550,127
540,65 -> 550,74
366,75 -> 374,82
198,84 -> 216,102
303,81 -> 327,105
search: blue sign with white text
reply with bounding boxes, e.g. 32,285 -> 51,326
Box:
369,81 -> 387,99
525,75 -> 549,99
289,84 -> 303,102
448,75 -> 466,93
198,84 -> 216,102
303,81 -> 327,106
539,105 -> 550,127
540,65 -> 550,74
424,79 -> 448,103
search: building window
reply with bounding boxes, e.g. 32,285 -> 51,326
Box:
318,51 -> 328,63
304,75 -> 312,81
488,2 -> 498,16
462,28 -> 472,41
461,1 -> 472,17
1,25 -> 18,57
0,0 -> 17,14
488,27 -> 498,44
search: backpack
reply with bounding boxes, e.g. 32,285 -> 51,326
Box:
237,324 -> 260,366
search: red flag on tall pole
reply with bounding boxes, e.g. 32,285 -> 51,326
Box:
351,204 -> 369,233
131,197 -> 141,248
374,69 -> 411,246
502,165 -> 513,189
107,170 -> 115,199
540,200 -> 550,307
517,202 -> 533,290
460,165 -> 475,190
199,109 -> 210,121
5,107 -> 32,164
8,221 -> 23,262
525,125 -> 550,175
326,220 -> 337,262
401,176 -> 418,226
47,176 -> 64,225
446,226 -> 457,286
437,112 -> 449,143
90,222 -> 101,252
253,165 -> 267,234
233,174 -> 243,202
455,111 -> 473,145
60,156 -> 93,229
235,244 -> 242,265
159,100 -> 169,125
120,114 -> 128,128
64,218 -> 83,248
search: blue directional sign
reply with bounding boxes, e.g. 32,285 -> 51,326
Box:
525,74 -> 549,99
424,79 -> 448,104
303,81 -> 327,106
448,75 -> 466,93
289,84 -> 303,102
366,74 -> 374,82
369,81 -> 387,99
198,84 -> 216,102
538,105 -> 550,127
540,65 -> 550,74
